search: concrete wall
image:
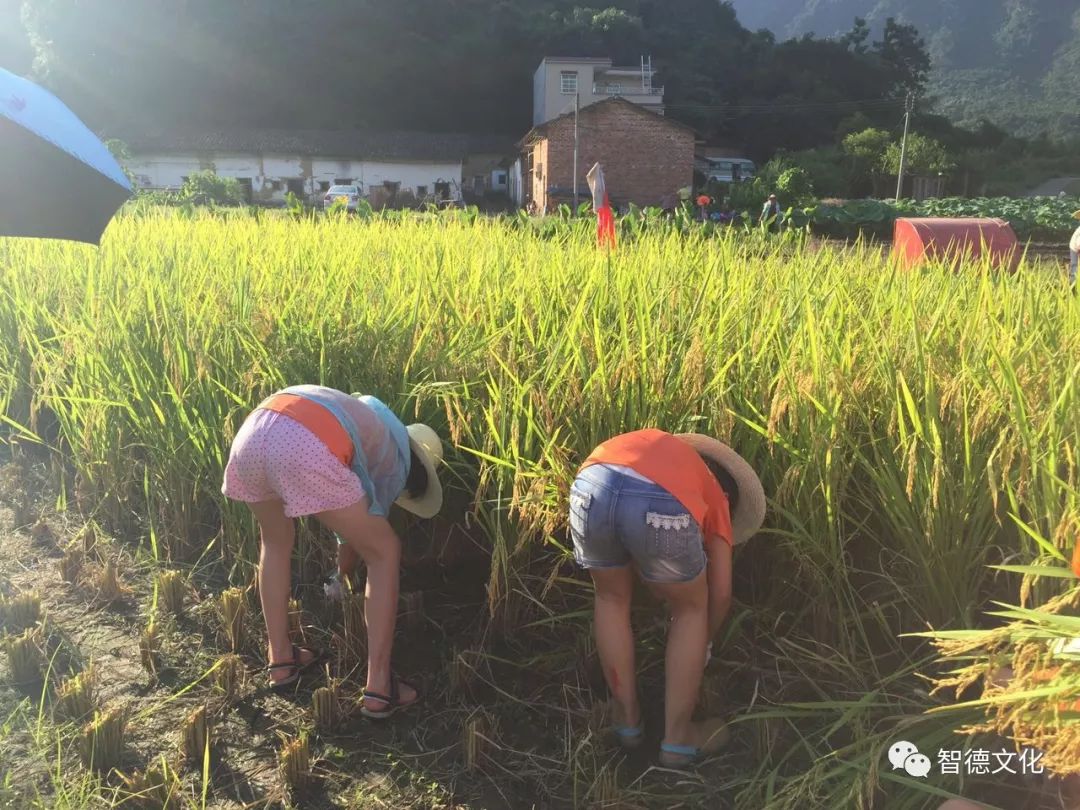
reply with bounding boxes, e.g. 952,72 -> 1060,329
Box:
532,102 -> 694,212
534,60 -> 600,126
127,152 -> 463,204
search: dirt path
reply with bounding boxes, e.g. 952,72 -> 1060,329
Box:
1026,177 -> 1080,197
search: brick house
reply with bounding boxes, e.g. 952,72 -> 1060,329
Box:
520,97 -> 695,213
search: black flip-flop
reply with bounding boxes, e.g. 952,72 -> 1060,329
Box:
360,673 -> 420,719
266,645 -> 326,692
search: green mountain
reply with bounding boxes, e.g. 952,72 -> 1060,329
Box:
728,0 -> 1080,138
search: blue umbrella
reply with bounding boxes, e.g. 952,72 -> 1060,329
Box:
0,67 -> 132,244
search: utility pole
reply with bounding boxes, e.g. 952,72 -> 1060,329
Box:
572,92 -> 580,211
895,91 -> 914,201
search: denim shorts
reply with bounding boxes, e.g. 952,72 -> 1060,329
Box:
568,464 -> 706,584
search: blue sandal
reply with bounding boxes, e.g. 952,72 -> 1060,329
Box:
659,742 -> 702,767
613,722 -> 644,749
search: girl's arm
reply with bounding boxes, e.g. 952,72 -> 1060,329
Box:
705,536 -> 733,640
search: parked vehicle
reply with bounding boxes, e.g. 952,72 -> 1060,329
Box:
322,184 -> 363,211
702,158 -> 756,184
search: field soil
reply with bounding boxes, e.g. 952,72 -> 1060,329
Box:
0,450 -> 756,809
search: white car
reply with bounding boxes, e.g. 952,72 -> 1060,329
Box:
322,184 -> 363,211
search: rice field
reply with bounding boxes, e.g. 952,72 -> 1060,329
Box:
0,207 -> 1077,809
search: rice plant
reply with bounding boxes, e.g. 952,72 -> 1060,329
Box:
54,668 -> 97,723
181,705 -> 211,766
5,627 -> 44,684
139,618 -> 161,677
79,708 -> 126,772
278,733 -> 311,790
58,545 -> 84,585
311,685 -> 340,732
0,591 -> 41,632
3,208 -> 1079,803
120,755 -> 182,810
212,653 -> 246,703
217,587 -> 247,652
91,560 -> 128,604
156,570 -> 186,616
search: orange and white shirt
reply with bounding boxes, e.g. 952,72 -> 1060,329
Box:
580,429 -> 733,546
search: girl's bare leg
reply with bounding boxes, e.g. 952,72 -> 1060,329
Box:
590,566 -> 640,729
249,499 -> 313,682
316,501 -> 417,708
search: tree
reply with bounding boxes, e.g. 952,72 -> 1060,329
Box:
843,128 -> 893,196
883,133 -> 954,176
874,17 -> 931,97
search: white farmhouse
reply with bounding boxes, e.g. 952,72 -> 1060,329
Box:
121,129 -> 475,205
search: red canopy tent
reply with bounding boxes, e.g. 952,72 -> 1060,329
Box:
892,218 -> 1021,273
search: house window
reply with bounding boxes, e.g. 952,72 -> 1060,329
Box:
318,181 -> 331,192
270,180 -> 283,191
286,178 -> 306,197
334,177 -> 352,186
560,71 -> 578,95
416,185 -> 428,197
383,181 -> 401,196
495,172 -> 507,186
236,177 -> 253,202
473,175 -> 484,192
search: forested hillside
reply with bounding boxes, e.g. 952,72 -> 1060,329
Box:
0,0 -> 928,158
728,0 -> 1080,137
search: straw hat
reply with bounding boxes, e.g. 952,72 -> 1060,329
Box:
395,423 -> 444,519
676,434 -> 766,544
1072,209 -> 1080,221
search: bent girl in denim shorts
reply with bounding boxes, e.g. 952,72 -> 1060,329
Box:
569,429 -> 765,767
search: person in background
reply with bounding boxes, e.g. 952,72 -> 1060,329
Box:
221,384 -> 444,718
1069,210 -> 1080,287
759,193 -> 783,230
568,429 -> 766,767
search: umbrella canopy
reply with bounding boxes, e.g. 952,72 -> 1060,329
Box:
0,67 -> 132,244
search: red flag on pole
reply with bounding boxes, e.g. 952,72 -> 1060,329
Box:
586,162 -> 617,249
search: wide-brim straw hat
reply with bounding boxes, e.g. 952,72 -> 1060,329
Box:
395,423 -> 444,519
1072,210 -> 1080,221
676,434 -> 766,544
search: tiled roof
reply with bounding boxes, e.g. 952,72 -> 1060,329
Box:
118,129 -> 503,162
520,97 -> 694,146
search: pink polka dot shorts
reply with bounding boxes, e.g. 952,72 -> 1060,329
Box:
221,408 -> 366,518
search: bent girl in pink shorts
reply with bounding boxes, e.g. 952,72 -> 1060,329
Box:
222,385 -> 444,718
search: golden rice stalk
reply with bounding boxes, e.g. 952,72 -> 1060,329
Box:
0,591 -> 41,632
92,560 -> 128,604
55,668 -> 97,723
139,618 -> 161,677
77,522 -> 98,556
181,704 -> 211,765
337,591 -> 366,672
463,710 -> 492,773
590,764 -> 621,809
212,653 -> 246,703
120,755 -> 182,810
79,707 -> 126,772
278,733 -> 311,790
5,627 -> 44,685
58,545 -> 85,585
311,686 -> 340,732
156,570 -> 186,617
447,646 -> 482,695
217,587 -> 247,652
287,598 -> 304,643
